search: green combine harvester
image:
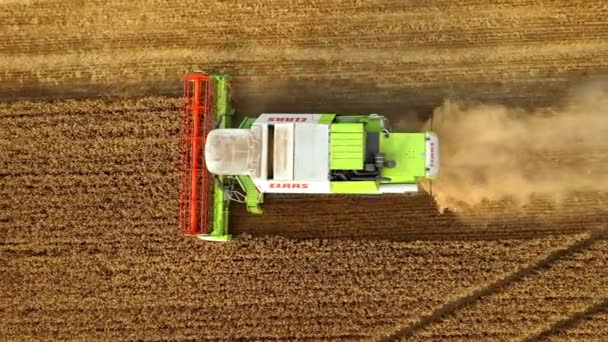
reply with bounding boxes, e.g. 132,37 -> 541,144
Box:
178,73 -> 439,241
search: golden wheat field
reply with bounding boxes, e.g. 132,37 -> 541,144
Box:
1,0 -> 608,341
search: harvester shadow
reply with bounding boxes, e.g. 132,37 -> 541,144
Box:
230,77 -> 438,130
229,76 -> 571,127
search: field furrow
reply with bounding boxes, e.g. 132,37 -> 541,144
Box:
542,299 -> 608,342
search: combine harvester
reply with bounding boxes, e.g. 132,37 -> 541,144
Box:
178,73 -> 439,241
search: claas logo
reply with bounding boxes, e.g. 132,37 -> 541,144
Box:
269,183 -> 309,189
268,117 -> 307,122
428,142 -> 436,167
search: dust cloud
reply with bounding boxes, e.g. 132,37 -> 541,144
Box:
427,82 -> 608,211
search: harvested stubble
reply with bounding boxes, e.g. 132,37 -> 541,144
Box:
1,0 -> 608,114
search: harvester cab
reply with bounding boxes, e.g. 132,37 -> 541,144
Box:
178,73 -> 439,241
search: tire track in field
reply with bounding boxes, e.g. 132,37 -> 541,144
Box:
380,230 -> 606,341
525,298 -> 608,341
542,303 -> 608,341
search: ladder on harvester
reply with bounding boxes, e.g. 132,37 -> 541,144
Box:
178,73 -> 233,241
